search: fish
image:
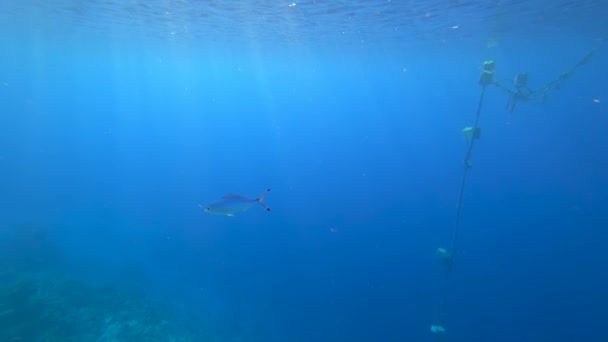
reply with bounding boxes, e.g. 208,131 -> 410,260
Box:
200,188 -> 271,216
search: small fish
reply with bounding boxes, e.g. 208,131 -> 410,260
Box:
200,189 -> 271,216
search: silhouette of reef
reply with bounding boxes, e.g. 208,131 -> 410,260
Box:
0,224 -> 209,341
0,274 -> 208,341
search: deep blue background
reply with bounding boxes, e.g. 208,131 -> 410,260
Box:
0,5 -> 607,341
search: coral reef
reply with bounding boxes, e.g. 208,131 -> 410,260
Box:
0,274 -> 208,341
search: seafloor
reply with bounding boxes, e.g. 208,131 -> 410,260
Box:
0,274 -> 207,341
0,224 -> 213,341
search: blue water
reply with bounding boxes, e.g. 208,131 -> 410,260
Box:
0,1 -> 607,341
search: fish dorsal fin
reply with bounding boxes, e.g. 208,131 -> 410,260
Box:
222,194 -> 245,198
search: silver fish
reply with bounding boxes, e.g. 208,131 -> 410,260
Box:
200,188 -> 271,216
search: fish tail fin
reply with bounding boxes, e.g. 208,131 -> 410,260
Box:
257,188 -> 271,212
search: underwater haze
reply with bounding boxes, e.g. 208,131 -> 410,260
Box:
0,1 -> 607,341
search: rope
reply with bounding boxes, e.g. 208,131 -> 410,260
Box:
433,49 -> 595,339
451,85 -> 487,257
437,85 -> 487,330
